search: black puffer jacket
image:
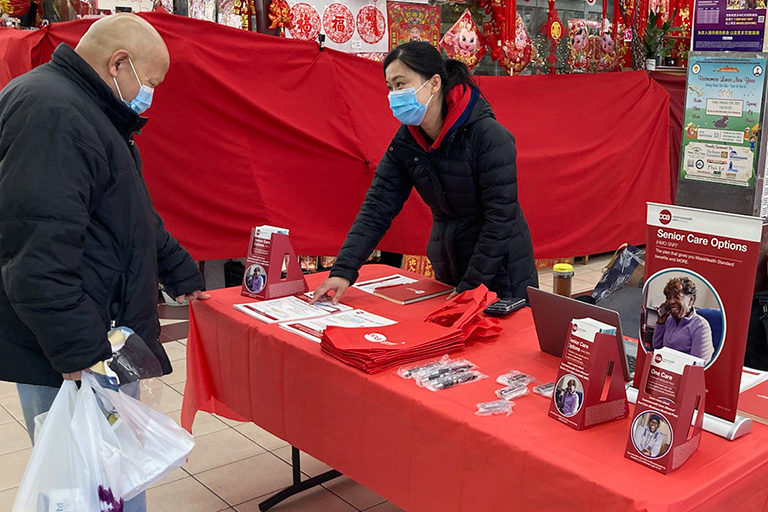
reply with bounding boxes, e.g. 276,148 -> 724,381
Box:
331,87 -> 538,298
0,44 -> 204,387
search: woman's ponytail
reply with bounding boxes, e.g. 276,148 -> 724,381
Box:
444,58 -> 478,93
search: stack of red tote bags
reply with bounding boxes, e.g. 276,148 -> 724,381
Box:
321,286 -> 502,373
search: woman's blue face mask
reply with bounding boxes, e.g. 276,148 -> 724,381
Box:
388,80 -> 433,125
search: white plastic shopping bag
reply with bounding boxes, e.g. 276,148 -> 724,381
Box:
14,373 -> 194,511
13,381 -> 105,512
73,372 -> 194,501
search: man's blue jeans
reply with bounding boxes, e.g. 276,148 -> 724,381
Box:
17,379 -> 147,512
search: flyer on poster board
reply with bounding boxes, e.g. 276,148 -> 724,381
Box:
636,203 -> 762,421
692,0 -> 766,52
680,54 -> 768,188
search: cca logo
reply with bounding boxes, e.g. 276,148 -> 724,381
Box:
659,209 -> 672,225
364,333 -> 387,343
571,324 -> 578,332
654,354 -> 663,363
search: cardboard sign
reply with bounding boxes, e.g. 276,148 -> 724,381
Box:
549,318 -> 629,430
626,348 -> 706,474
638,203 -> 762,422
241,226 -> 308,300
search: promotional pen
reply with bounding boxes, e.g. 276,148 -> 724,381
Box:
425,364 -> 472,380
434,371 -> 478,390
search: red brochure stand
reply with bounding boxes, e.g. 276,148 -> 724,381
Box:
549,326 -> 629,431
241,229 -> 308,300
625,356 -> 706,474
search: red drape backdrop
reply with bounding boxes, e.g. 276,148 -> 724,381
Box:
0,13 -> 671,260
650,71 -> 686,201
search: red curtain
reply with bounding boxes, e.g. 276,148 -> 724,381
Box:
649,71 -> 686,202
0,13 -> 671,260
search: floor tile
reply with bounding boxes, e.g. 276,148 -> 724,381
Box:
162,340 -> 188,362
0,380 -> 16,399
0,421 -> 32,455
363,502 -> 405,512
234,423 -> 290,451
273,446 -> 333,478
140,381 -> 184,414
149,466 -> 189,489
184,428 -> 266,474
323,476 -> 386,510
146,476 -> 229,512
196,452 -> 293,506
0,487 -> 17,511
0,448 -> 31,491
236,485 -> 357,512
167,409 -> 229,437
0,395 -> 24,425
160,321 -> 191,343
215,414 -> 249,427
162,359 -> 188,386
0,405 -> 15,425
160,318 -> 187,326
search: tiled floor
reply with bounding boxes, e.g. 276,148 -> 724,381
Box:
0,253 -> 613,511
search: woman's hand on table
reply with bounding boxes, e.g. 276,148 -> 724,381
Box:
310,277 -> 350,305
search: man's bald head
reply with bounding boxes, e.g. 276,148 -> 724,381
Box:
75,14 -> 170,108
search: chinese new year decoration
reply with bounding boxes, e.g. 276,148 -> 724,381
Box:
440,9 -> 486,71
268,0 -> 292,34
233,0 -> 255,30
387,1 -> 441,50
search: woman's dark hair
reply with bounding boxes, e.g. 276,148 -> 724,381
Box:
663,276 -> 697,303
383,41 -> 477,119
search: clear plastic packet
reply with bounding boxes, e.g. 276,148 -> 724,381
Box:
475,400 -> 514,416
496,370 -> 537,387
399,356 -> 477,386
495,383 -> 529,401
398,355 -> 452,379
533,382 -> 556,398
422,369 -> 487,391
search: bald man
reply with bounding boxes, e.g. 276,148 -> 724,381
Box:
0,17 -> 204,507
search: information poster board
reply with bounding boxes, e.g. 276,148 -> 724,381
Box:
636,203 -> 762,422
680,54 -> 767,188
692,0 -> 766,52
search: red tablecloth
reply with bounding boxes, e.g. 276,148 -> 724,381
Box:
181,265 -> 768,512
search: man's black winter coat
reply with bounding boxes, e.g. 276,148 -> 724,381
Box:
0,44 -> 203,386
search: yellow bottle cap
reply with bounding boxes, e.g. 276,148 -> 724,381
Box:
553,263 -> 574,274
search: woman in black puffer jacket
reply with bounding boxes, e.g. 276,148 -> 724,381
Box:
312,42 -> 538,303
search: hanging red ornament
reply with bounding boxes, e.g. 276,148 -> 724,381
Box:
268,0 -> 292,34
440,9 -> 487,71
233,0 -> 256,30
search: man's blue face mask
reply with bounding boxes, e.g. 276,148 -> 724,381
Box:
388,80 -> 433,125
113,58 -> 154,115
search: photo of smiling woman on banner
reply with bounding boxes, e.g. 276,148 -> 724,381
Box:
641,270 -> 724,366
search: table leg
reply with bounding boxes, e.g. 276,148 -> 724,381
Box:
258,446 -> 342,511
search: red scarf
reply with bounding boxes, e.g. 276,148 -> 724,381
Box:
408,85 -> 475,152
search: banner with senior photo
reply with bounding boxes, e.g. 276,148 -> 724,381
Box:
638,203 -> 762,421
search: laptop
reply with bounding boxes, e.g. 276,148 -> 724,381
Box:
527,286 -> 638,381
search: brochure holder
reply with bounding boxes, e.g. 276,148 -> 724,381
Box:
241,230 -> 308,300
625,357 -> 706,474
549,331 -> 629,431
625,385 -> 753,440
